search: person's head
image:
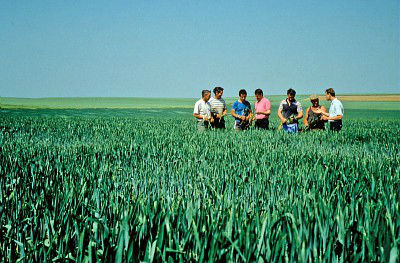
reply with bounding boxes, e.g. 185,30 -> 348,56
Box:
254,89 -> 263,102
325,88 -> 335,101
287,89 -> 296,101
239,89 -> 247,101
213,87 -> 224,99
309,94 -> 320,107
202,90 -> 211,102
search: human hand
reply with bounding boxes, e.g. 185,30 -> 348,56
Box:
203,115 -> 209,121
321,115 -> 329,121
210,117 -> 214,123
216,114 -> 221,119
240,115 -> 246,121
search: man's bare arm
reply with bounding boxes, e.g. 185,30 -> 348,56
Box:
231,109 -> 245,120
304,108 -> 310,126
296,111 -> 303,120
217,108 -> 228,119
193,113 -> 208,120
323,115 -> 342,121
277,109 -> 286,123
256,110 -> 271,116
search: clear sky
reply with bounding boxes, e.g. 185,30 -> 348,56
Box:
0,0 -> 399,98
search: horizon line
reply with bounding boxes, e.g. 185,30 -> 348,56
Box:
1,92 -> 399,100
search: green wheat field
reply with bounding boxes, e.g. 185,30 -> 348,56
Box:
1,97 -> 399,262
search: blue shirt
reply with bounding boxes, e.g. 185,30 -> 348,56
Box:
232,100 -> 251,122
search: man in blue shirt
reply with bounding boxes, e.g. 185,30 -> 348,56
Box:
231,89 -> 253,130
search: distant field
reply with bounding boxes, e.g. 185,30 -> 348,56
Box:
1,95 -> 399,110
0,97 -> 197,109
336,95 -> 400,102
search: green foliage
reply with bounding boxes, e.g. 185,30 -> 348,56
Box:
0,110 -> 399,262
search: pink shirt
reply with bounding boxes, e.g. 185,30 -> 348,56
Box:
255,97 -> 271,119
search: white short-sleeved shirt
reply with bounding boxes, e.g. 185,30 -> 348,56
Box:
208,97 -> 227,115
328,98 -> 344,122
193,99 -> 211,122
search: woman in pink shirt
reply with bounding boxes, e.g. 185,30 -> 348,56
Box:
254,89 -> 271,129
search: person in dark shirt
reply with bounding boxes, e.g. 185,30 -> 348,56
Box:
304,94 -> 327,130
277,89 -> 303,133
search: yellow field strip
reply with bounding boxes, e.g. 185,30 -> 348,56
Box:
313,95 -> 400,102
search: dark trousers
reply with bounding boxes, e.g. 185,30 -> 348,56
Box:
211,118 -> 225,129
330,120 -> 342,131
254,119 -> 269,129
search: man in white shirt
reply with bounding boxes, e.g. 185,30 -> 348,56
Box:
193,90 -> 214,131
317,88 -> 344,131
208,87 -> 227,129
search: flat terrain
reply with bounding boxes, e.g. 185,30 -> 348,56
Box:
1,94 -> 399,109
336,95 -> 400,101
1,101 -> 399,262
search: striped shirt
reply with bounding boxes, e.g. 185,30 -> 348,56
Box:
209,97 -> 227,115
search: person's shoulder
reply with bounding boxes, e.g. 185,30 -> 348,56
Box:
232,100 -> 238,107
333,98 -> 342,105
244,100 -> 251,106
195,99 -> 202,105
215,98 -> 225,104
280,99 -> 286,104
262,98 -> 270,105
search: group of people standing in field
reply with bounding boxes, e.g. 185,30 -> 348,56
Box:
193,87 -> 344,132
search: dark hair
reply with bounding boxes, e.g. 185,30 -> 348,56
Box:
287,89 -> 296,96
202,90 -> 211,97
213,87 -> 224,94
239,89 -> 247,96
254,89 -> 263,96
325,88 -> 335,97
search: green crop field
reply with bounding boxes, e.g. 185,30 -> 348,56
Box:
1,100 -> 399,262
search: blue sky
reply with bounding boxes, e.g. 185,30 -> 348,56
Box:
0,0 -> 398,98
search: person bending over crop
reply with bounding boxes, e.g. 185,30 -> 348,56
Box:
231,89 -> 253,130
277,89 -> 303,133
253,89 -> 271,129
193,90 -> 214,131
304,95 -> 327,130
209,87 -> 227,129
317,88 -> 344,131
